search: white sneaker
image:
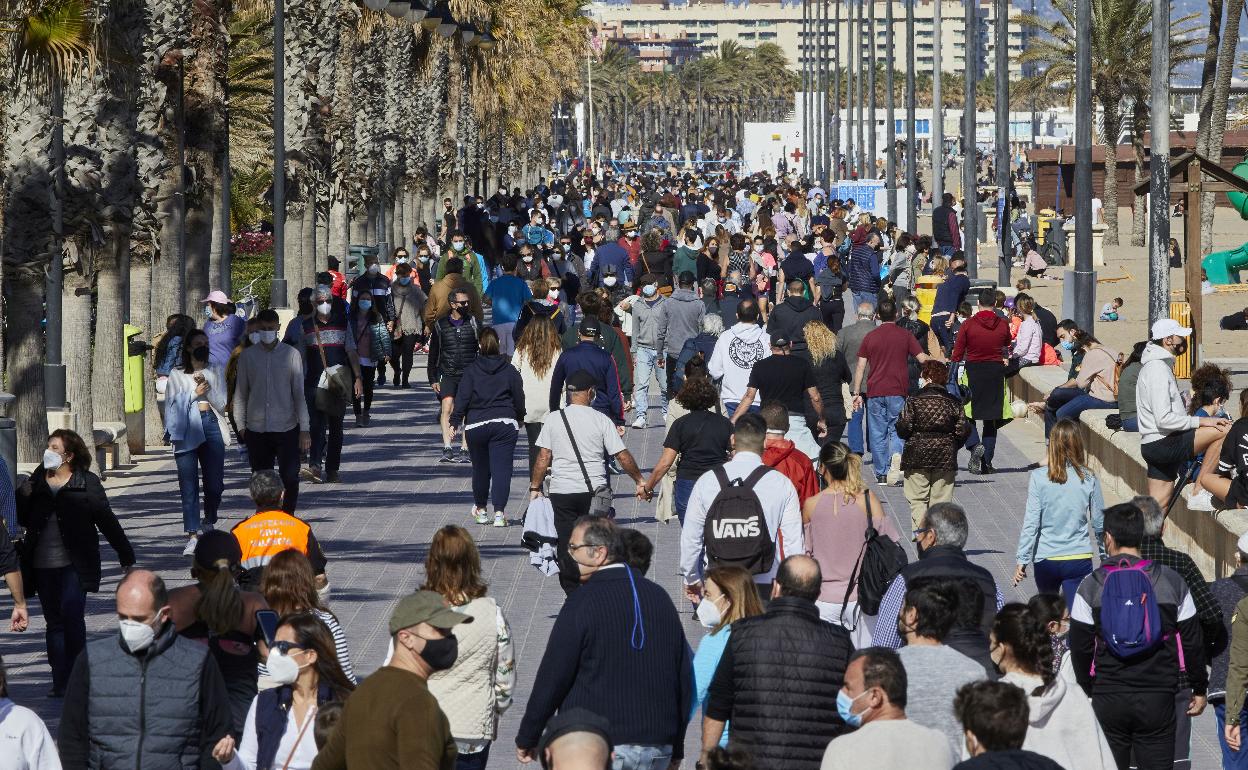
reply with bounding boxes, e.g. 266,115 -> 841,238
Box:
182,534 -> 199,556
631,416 -> 647,429
1185,488 -> 1216,512
493,512 -> 507,527
472,506 -> 490,525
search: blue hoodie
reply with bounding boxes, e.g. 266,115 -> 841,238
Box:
548,341 -> 625,425
450,354 -> 525,426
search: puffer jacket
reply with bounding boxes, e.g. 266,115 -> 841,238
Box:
705,597 -> 851,769
427,315 -> 480,383
895,385 -> 972,472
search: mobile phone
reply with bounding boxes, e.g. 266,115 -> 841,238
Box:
256,609 -> 279,647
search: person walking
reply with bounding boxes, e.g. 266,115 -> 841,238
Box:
951,682 -> 1066,770
514,277 -> 568,341
300,287 -> 364,483
349,255 -> 396,387
423,526 -> 516,770
347,285 -> 390,427
760,402 -> 820,504
514,317 -> 563,475
931,193 -> 962,256
425,257 -> 485,328
659,270 -> 706,394
709,299 -> 771,416
846,227 -> 882,310
837,302 -> 878,455
895,360 -> 972,529
232,470 -> 330,592
691,566 -> 765,750
804,441 -> 902,646
451,328 -> 524,528
390,262 -> 428,388
852,297 -> 932,485
17,429 -> 135,698
259,549 -> 354,682
312,592 -> 466,770
233,309 -> 311,512
820,648 -> 954,770
0,654 -> 59,769
1013,420 -> 1105,608
165,328 -> 230,555
429,288 -> 482,464
627,274 -> 670,429
483,254 -> 533,356
804,320 -> 850,445
547,318 -> 625,427
203,290 -> 246,370
516,516 -> 693,769
641,372 -> 733,524
530,370 -> 646,594
212,612 -> 355,770
768,280 -> 822,358
701,555 -> 853,769
991,604 -> 1116,769
729,336 -> 826,459
58,570 -> 232,768
951,289 -> 1014,475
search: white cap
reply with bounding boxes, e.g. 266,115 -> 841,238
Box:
1151,318 -> 1192,339
1238,531 -> 1248,554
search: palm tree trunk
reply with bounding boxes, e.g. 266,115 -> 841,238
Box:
1197,0 -> 1245,254
330,195 -> 348,258
1099,97 -> 1122,246
8,276 -> 48,462
301,198 -> 317,286
94,235 -> 129,464
63,260 -> 96,461
1131,96 -> 1148,248
185,193 -> 214,304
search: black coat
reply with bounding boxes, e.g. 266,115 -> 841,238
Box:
17,469 -> 135,592
706,597 -> 852,769
902,544 -> 998,643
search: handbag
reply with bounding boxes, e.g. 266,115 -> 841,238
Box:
312,321 -> 351,417
559,409 -> 614,517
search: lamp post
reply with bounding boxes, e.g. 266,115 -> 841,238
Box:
932,0 -> 944,206
832,0 -> 841,182
905,0 -> 917,227
1074,0 -> 1094,331
995,0 -> 1010,288
963,0 -> 978,278
885,0 -> 896,222
271,0 -> 292,308
1148,0 -> 1170,326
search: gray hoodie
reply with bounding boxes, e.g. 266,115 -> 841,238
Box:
659,288 -> 706,358
1000,672 -> 1116,770
632,294 -> 668,350
1136,342 -> 1199,445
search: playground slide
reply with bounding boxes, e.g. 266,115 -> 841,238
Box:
1202,159 -> 1248,284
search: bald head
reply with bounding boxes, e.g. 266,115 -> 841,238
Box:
116,569 -> 169,623
545,731 -> 612,769
774,555 -> 822,601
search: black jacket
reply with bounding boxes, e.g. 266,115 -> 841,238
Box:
706,597 -> 852,770
767,296 -> 822,353
17,469 -> 134,592
1034,302 -> 1059,348
953,750 -> 1065,770
902,544 -> 999,642
896,385 -> 973,472
450,354 -> 526,426
427,315 -> 480,383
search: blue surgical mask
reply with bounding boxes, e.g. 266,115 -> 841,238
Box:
836,689 -> 871,728
358,299 -> 372,311
1060,340 -> 1074,351
642,284 -> 657,298
397,276 -> 412,286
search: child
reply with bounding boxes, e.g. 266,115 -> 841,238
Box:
1022,237 -> 1048,277
1099,297 -> 1123,321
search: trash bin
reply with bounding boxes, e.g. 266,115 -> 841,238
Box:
915,275 -> 945,324
1037,209 -> 1056,245
124,324 -> 146,415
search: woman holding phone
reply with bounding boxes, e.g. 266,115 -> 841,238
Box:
260,549 -> 355,683
165,328 -> 230,556
212,612 -> 354,770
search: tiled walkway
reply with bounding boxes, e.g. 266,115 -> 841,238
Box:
2,378 -> 1219,767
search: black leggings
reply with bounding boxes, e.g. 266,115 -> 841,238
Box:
394,333 -> 420,384
525,421 -> 543,477
354,365 -> 375,417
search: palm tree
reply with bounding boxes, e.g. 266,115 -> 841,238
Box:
1195,0 -> 1246,255
1017,0 -> 1199,246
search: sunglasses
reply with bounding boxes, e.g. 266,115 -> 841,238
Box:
270,640 -> 305,655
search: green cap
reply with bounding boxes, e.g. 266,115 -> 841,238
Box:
388,591 -> 473,634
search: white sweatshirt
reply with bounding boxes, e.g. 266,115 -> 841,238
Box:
708,322 -> 771,403
0,699 -> 61,770
1136,343 -> 1199,445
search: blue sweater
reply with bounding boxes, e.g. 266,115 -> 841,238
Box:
548,341 -> 625,425
692,627 -> 731,747
484,275 -> 532,325
1016,464 -> 1105,565
515,566 -> 694,755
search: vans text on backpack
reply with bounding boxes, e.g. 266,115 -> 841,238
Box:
702,466 -> 776,575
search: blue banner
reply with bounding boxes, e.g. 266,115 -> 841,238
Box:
830,181 -> 886,210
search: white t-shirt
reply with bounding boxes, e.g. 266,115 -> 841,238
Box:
537,404 -> 626,495
1090,197 -> 1104,224
0,699 -> 60,770
820,718 -> 953,770
222,695 -> 319,770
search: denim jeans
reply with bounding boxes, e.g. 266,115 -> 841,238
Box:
35,565 -> 87,692
1215,702 -> 1248,768
612,744 -> 673,770
1043,386 -> 1084,438
846,404 -> 866,454
306,385 -> 344,475
852,290 -> 879,311
723,401 -> 761,417
173,410 -> 225,534
632,345 -> 668,423
1033,557 -> 1093,611
674,477 -> 696,525
866,395 -> 906,471
1052,393 -> 1117,434
455,743 -> 491,770
466,422 -> 519,512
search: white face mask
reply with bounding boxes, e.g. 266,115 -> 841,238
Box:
523,254 -> 535,263
603,276 -> 618,287
547,289 -> 560,302
753,244 -> 763,253
696,595 -> 724,629
918,377 -> 929,388
396,257 -> 409,265
259,330 -> 278,345
317,301 -> 332,316
119,618 -> 158,653
42,448 -> 63,471
266,648 -> 303,686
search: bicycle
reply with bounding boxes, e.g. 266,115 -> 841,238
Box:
233,276 -> 262,320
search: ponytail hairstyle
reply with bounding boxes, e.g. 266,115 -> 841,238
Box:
191,531 -> 245,636
991,603 -> 1056,695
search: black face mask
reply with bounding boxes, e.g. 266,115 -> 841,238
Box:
1173,339 -> 1189,358
191,347 -> 210,362
419,635 -> 458,672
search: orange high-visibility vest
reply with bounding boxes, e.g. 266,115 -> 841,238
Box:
231,510 -> 312,572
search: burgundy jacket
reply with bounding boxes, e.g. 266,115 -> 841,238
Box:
951,309 -> 1012,363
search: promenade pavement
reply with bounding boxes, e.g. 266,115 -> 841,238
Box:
0,377 -> 1220,768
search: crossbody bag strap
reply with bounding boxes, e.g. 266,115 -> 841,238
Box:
559,409 -> 596,494
313,320 -> 331,373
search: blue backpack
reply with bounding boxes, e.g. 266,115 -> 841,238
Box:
1099,558 -> 1164,658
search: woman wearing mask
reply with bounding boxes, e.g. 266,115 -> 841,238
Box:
990,604 -> 1115,769
513,317 -> 563,475
414,247 -> 435,293
803,442 -> 901,646
692,566 -> 764,750
166,329 -> 231,554
1012,295 -> 1043,366
424,526 -> 516,770
451,328 -> 525,527
212,612 -> 355,770
391,263 -> 428,388
804,320 -> 850,445
17,430 -> 135,697
1013,419 -> 1104,608
639,229 -> 674,291
895,360 -> 972,529
516,245 -> 549,283
514,277 -> 567,340
170,531 -> 271,736
1041,330 -> 1118,440
0,654 -> 59,768
348,287 -> 391,427
154,313 -> 196,396
260,549 -> 355,683
203,291 -> 246,370
1027,593 -> 1075,684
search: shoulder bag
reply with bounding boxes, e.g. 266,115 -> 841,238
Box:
559,409 -> 614,517
313,320 -> 352,417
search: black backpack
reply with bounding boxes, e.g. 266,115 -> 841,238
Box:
842,492 -> 909,617
703,466 -> 775,575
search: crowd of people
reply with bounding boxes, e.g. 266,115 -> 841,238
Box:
3,163 -> 1248,770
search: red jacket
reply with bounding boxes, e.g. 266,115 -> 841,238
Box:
619,236 -> 642,269
763,439 -> 819,504
952,309 -> 1012,363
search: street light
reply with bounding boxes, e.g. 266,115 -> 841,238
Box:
363,0 -> 387,10
477,24 -> 497,51
422,0 -> 449,31
436,3 -> 458,36
459,20 -> 476,44
385,0 -> 410,18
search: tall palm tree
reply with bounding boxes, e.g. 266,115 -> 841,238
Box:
1195,0 -> 1245,255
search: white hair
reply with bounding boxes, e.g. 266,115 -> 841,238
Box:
701,314 -> 724,336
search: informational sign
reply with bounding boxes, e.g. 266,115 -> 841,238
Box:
830,180 -> 886,210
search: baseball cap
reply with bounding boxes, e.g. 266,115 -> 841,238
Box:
579,317 -> 601,338
201,290 -> 230,305
566,370 -> 598,392
1150,318 -> 1192,339
771,336 -> 791,348
388,591 -> 473,634
193,530 -> 242,570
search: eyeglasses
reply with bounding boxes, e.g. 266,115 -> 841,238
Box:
568,543 -> 599,553
911,528 -> 932,539
270,641 -> 305,654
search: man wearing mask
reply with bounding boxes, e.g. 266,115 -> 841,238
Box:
425,257 -> 484,328
390,263 -> 428,387
313,592 -> 465,770
233,309 -> 311,511
626,275 -> 670,429
436,230 -> 486,296
440,197 -> 457,242
516,516 -> 692,768
429,289 -> 481,463
484,254 -> 532,357
59,570 -> 232,769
